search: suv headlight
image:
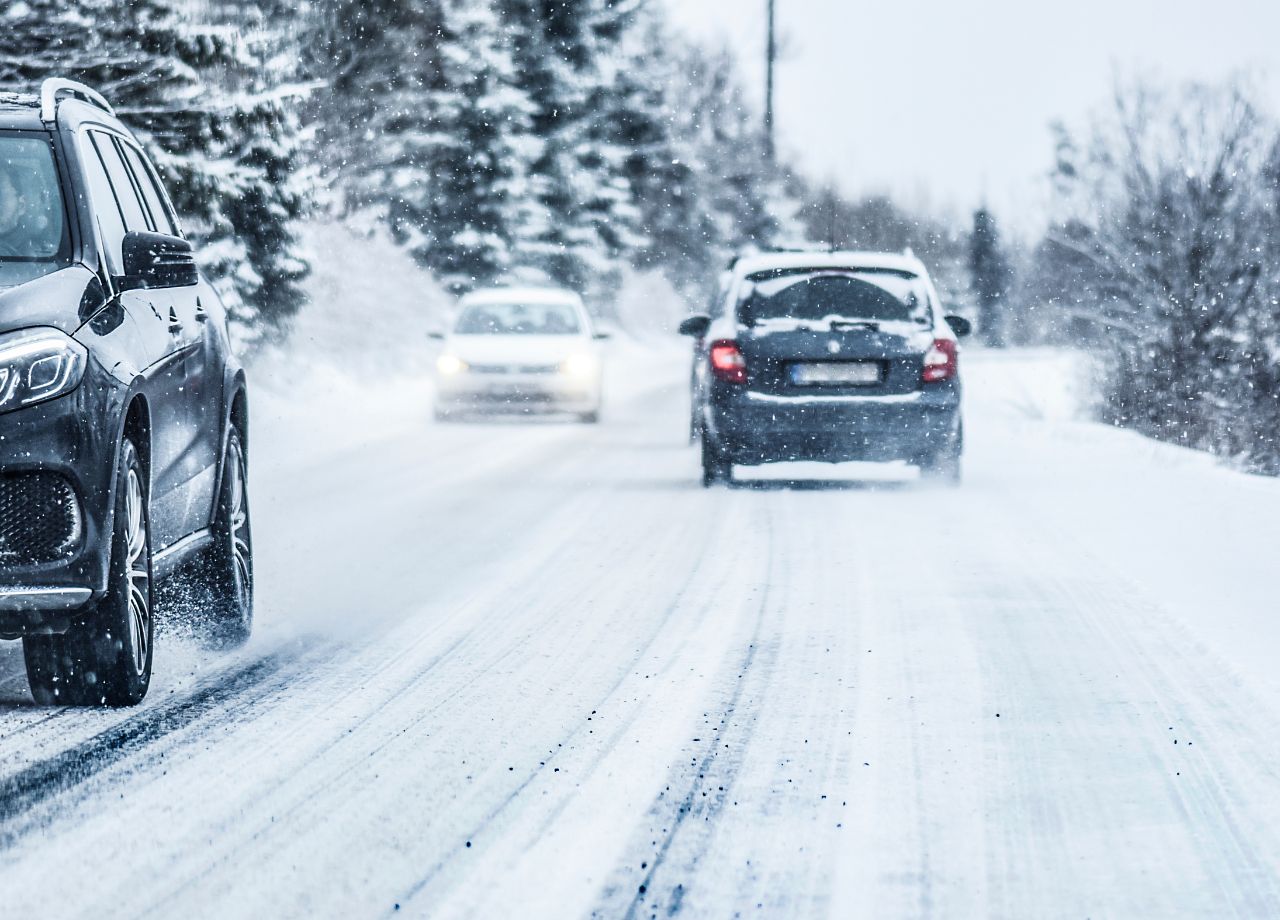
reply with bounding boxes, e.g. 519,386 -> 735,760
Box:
0,328 -> 88,414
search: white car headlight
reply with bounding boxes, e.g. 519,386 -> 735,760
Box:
560,353 -> 597,378
0,328 -> 88,414
436,354 -> 468,376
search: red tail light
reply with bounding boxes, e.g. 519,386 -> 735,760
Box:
922,339 -> 958,383
710,339 -> 747,384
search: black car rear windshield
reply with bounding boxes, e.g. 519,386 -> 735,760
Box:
0,134 -> 71,287
740,269 -> 931,326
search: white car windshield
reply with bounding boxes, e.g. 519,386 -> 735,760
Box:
455,302 -> 582,335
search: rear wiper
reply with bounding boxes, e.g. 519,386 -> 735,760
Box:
829,319 -> 880,332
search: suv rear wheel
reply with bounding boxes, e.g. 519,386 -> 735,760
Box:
24,438 -> 154,706
190,427 -> 253,648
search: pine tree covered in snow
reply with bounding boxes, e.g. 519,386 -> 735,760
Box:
493,0 -> 644,294
303,0 -> 441,216
622,36 -> 797,299
303,0 -> 807,306
0,0 -> 309,334
389,0 -> 546,292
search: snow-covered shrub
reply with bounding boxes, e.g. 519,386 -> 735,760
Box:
1045,79 -> 1280,472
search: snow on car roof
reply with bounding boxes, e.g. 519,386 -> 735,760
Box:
0,92 -> 39,108
733,250 -> 928,280
460,287 -> 584,308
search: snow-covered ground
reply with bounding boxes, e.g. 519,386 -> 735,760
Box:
1,227 -> 1279,917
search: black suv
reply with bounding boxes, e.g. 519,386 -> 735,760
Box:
681,251 -> 971,486
0,80 -> 251,705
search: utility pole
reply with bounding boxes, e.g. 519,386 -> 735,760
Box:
765,0 -> 776,162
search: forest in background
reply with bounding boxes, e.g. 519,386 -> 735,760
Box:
1,1 -> 1278,469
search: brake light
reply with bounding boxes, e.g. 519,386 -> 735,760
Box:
710,339 -> 747,384
922,339 -> 958,383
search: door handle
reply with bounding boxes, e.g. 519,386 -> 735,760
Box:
168,307 -> 183,335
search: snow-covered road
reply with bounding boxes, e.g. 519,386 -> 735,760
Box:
2,343 -> 1279,918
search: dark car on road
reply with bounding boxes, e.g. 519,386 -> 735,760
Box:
0,80 -> 252,705
680,251 -> 971,487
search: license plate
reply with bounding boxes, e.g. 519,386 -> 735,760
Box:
790,361 -> 881,386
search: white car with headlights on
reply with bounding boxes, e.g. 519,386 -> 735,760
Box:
431,288 -> 607,422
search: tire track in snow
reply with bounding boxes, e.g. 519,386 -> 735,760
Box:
388,497 -> 729,913
973,482 -> 1280,916
133,445 -> 714,917
0,638 -> 327,848
590,517 -> 780,920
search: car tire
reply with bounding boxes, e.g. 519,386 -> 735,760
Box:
700,428 -> 732,487
579,410 -> 600,424
23,438 -> 154,706
195,427 -> 253,648
920,449 -> 961,485
919,424 -> 963,486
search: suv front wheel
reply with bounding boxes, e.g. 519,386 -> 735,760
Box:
24,438 -> 154,706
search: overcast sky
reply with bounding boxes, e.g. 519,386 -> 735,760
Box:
662,0 -> 1280,236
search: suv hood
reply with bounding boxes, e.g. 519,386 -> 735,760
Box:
0,265 -> 100,336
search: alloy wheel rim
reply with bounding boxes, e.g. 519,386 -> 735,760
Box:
124,468 -> 150,675
228,440 -> 251,611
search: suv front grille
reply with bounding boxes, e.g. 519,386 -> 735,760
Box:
0,473 -> 82,566
469,364 -> 560,375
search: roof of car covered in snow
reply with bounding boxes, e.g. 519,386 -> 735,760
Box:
0,90 -> 128,132
0,92 -> 46,129
459,287 -> 585,308
731,250 -> 929,280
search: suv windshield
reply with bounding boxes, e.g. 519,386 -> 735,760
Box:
741,270 -> 931,326
0,134 -> 71,287
455,301 -> 582,335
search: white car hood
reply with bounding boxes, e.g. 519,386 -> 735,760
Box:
446,334 -> 591,365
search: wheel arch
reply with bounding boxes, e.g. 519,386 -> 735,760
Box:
207,374 -> 249,531
121,393 -> 152,488
90,389 -> 151,596
229,376 -> 248,456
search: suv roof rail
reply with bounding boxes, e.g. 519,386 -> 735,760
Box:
40,78 -> 115,124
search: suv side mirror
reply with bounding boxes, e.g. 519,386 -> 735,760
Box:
119,231 -> 198,291
944,315 -> 972,338
593,331 -> 612,341
426,330 -> 445,340
678,314 -> 711,338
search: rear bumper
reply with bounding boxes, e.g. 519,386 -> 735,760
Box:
709,384 -> 961,464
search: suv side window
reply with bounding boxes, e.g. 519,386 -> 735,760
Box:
92,133 -> 151,234
77,133 -> 128,275
119,142 -> 178,237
